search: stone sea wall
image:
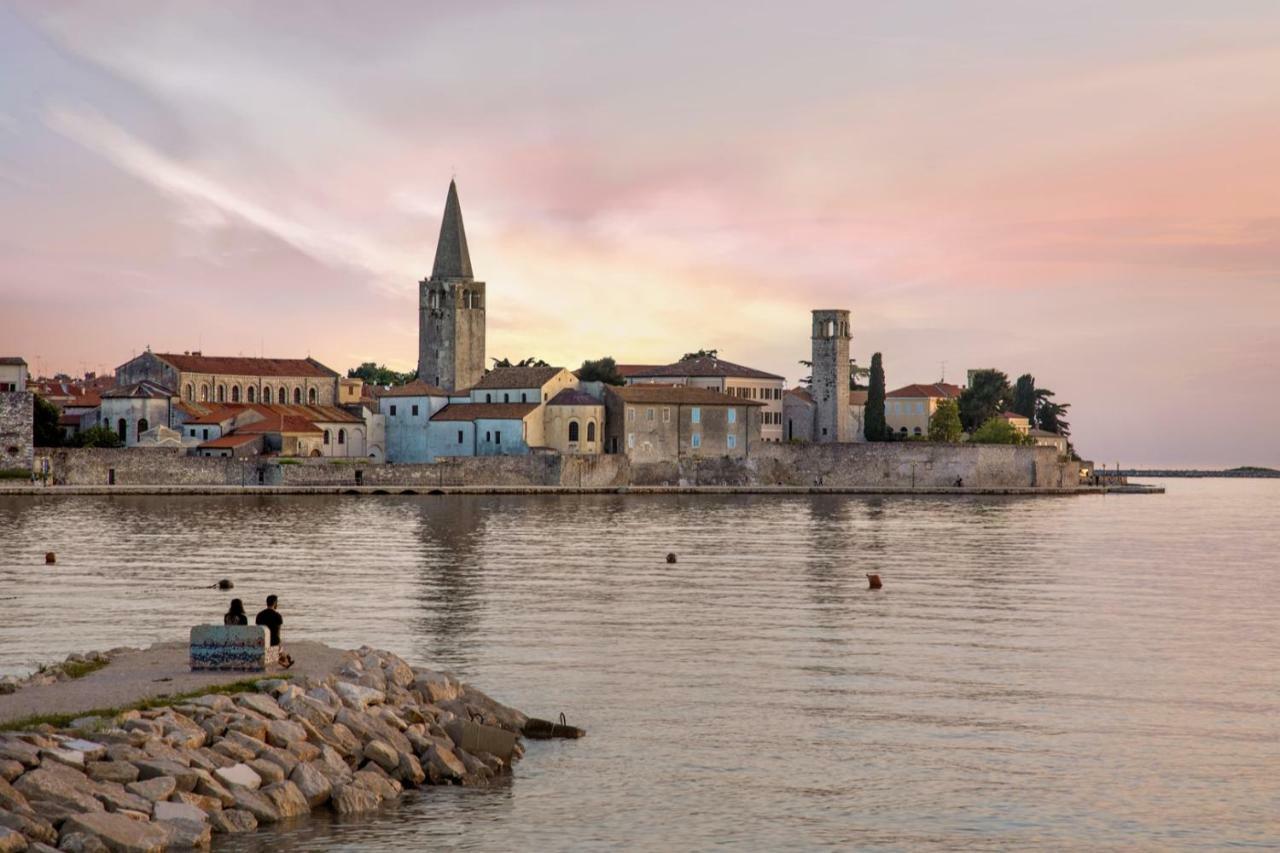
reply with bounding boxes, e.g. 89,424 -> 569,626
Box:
0,648 -> 527,851
0,392 -> 34,475
30,442 -> 1077,491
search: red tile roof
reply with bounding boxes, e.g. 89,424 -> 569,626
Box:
154,353 -> 338,378
183,403 -> 360,427
615,364 -> 663,377
627,356 -> 784,381
378,380 -> 450,398
198,434 -> 263,449
472,366 -> 565,390
886,383 -> 962,399
429,403 -> 539,422
608,384 -> 765,406
235,414 -> 323,435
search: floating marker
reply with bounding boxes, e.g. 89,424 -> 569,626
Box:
44,552 -> 56,565
666,553 -> 677,564
867,573 -> 882,589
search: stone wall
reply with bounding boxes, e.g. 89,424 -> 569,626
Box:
38,447 -> 247,486
0,391 -> 34,473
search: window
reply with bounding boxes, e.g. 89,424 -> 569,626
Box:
646,407 -> 654,421
138,418 -> 148,434
727,434 -> 737,449
411,404 -> 419,416
587,421 -> 596,442
569,421 -> 580,441
627,432 -> 635,449
338,429 -> 345,445
916,402 -> 924,414
486,431 -> 492,442
231,385 -> 241,403
495,431 -> 502,445
913,427 -> 922,436
202,428 -> 209,440
184,384 -> 193,401
728,408 -> 737,424
247,386 -> 256,403
118,419 -> 127,439
308,388 -> 317,404
279,386 -> 287,404
324,430 -> 331,445
662,407 -> 670,422
627,407 -> 635,421
262,387 -> 272,404
200,384 -> 209,402
691,433 -> 701,448
504,393 -> 510,403
389,405 -> 397,417
691,407 -> 701,424
457,430 -> 464,444
216,385 -> 225,402
486,393 -> 492,403
293,388 -> 302,404
521,393 -> 528,402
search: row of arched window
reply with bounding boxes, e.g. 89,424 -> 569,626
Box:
322,429 -> 348,445
567,420 -> 597,443
184,383 -> 317,406
117,418 -> 149,440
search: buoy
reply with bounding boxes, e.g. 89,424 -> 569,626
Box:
867,573 -> 882,590
666,553 -> 677,564
44,552 -> 56,565
216,579 -> 234,590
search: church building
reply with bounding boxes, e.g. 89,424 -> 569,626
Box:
418,180 -> 486,392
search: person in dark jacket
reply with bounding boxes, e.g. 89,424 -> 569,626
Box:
223,598 -> 248,625
255,594 -> 294,668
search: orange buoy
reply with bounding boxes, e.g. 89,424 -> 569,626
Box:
866,573 -> 882,589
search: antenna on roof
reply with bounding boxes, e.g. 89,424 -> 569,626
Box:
939,360 -> 947,382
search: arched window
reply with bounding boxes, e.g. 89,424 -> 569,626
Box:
521,393 -> 527,402
913,426 -> 922,436
262,387 -> 272,404
247,386 -> 256,403
117,419 -> 127,440
200,384 -> 209,402
138,418 -> 148,435
216,385 -> 225,402
338,429 -> 346,445
899,427 -> 908,436
587,421 -> 596,442
568,421 -> 580,442
279,386 -> 287,404
308,388 -> 317,404
293,387 -> 302,405
485,393 -> 492,403
323,430 -> 330,445
503,393 -> 510,403
230,385 -> 241,403
184,384 -> 193,401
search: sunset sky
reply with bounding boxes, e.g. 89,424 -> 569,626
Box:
2,2 -> 1277,467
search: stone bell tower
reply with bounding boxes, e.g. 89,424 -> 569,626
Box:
418,180 -> 486,391
811,309 -> 852,443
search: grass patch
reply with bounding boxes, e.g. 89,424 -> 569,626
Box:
276,459 -> 300,465
0,469 -> 31,480
60,659 -> 109,680
0,675 -> 289,732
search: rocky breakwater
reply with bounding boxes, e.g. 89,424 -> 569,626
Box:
0,646 -> 527,852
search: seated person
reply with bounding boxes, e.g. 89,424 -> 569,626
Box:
255,594 -> 293,668
223,598 -> 248,625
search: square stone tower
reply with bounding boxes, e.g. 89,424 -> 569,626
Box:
419,180 -> 486,392
811,309 -> 852,443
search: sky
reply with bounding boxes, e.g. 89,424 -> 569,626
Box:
1,1 -> 1277,467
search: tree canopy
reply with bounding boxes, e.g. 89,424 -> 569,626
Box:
32,394 -> 61,448
1011,374 -> 1037,419
680,349 -> 718,361
928,399 -> 963,443
864,352 -> 888,441
969,416 -> 1033,445
491,356 -> 550,369
577,357 -> 626,386
958,369 -> 1012,432
75,425 -> 124,448
347,362 -> 415,386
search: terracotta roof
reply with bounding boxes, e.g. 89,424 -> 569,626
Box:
886,383 -> 962,400
153,353 -> 338,378
66,392 -> 101,407
615,364 -> 663,378
849,390 -> 869,405
379,380 -> 450,398
235,414 -> 323,435
472,366 -> 564,390
198,434 -> 262,449
429,403 -> 539,422
547,389 -> 603,407
184,403 -> 360,426
628,357 -> 784,381
785,388 -> 814,403
608,384 -> 765,407
102,380 -> 173,399
57,414 -> 81,426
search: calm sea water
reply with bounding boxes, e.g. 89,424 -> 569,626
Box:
1,481 -> 1277,850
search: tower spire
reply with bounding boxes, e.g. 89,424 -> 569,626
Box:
431,179 -> 473,280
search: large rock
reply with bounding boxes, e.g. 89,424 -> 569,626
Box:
152,801 -> 205,824
85,764 -> 137,786
335,709 -> 411,755
154,818 -> 210,849
60,812 -> 167,853
129,761 -> 195,793
361,741 -> 399,773
87,782 -> 151,816
329,785 -> 380,815
209,741 -> 255,764
123,778 -> 174,804
227,789 -> 278,825
288,763 -> 331,808
192,776 -> 234,809
0,825 -> 27,853
0,763 -> 22,784
207,809 -> 256,835
263,720 -> 306,750
279,694 -> 335,729
13,769 -> 104,823
411,670 -> 460,705
394,751 -> 425,788
246,760 -> 283,787
233,694 -> 287,721
285,741 -> 320,764
333,682 -> 384,711
260,782 -> 308,820
382,657 -> 415,689
220,731 -> 266,757
55,831 -> 107,853
0,741 -> 40,769
350,769 -> 399,801
187,696 -> 235,714
0,778 -> 30,815
254,746 -> 298,777
0,808 -> 56,845
212,764 -> 259,791
170,792 -> 221,816
225,719 -> 267,742
316,724 -> 361,759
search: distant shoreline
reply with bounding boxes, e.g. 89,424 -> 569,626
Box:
1118,468 -> 1279,479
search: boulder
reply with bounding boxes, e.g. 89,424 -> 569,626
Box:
335,709 -> 411,755
13,769 -> 104,823
394,751 -> 425,788
220,731 -> 266,757
186,696 -> 235,714
103,747 -> 145,765
53,831 -> 107,853
0,825 -> 25,853
212,764 -> 259,791
350,768 -> 399,800
192,776 -> 234,809
124,777 -> 175,804
311,749 -> 352,786
260,782 -> 308,820
0,779 -> 30,816
207,808 -> 256,835
152,801 -> 205,824
361,741 -> 399,773
209,740 -> 256,764
374,707 -> 409,732
411,670 -> 460,705
154,818 -> 210,849
305,686 -> 341,709
263,720 -> 307,750
129,761 -> 196,793
333,682 -> 384,711
383,657 -> 415,689
0,807 -> 56,845
246,760 -> 284,787
227,788 -> 278,825
316,724 -> 361,759
60,812 -> 167,853
190,748 -> 231,772
285,741 -> 320,764
234,694 -> 286,721
0,763 -> 21,784
329,785 -> 380,815
278,695 -> 335,729
425,744 -> 466,783
288,763 -> 331,809
225,719 -> 267,742
85,763 -> 137,786
87,782 -> 151,815
170,792 -> 221,816
0,741 -> 40,769
254,746 -> 298,777
55,742 -> 107,763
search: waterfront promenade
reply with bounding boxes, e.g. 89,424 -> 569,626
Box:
0,483 -> 1161,496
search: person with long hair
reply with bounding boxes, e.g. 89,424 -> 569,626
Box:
223,598 -> 248,626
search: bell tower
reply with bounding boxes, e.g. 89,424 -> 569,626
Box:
811,309 -> 852,443
418,180 -> 486,391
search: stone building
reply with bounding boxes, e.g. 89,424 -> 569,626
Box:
419,180 -> 486,392
811,310 -> 852,443
0,390 -> 33,473
0,357 -> 28,392
604,385 -> 763,462
180,404 -> 366,458
885,383 -> 962,438
116,351 -> 340,407
543,388 -> 604,455
624,357 -> 786,442
783,386 -> 867,443
100,381 -> 175,447
379,380 -> 451,463
470,366 -> 577,405
426,403 -> 543,457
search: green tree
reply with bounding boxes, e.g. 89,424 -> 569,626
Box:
1011,374 -> 1037,420
928,399 -> 963,442
32,394 -> 61,447
864,352 -> 888,441
75,425 -> 124,448
680,349 -> 718,361
959,369 -> 1012,432
578,357 -> 626,386
490,356 -> 549,369
969,416 -> 1032,445
1036,396 -> 1071,437
347,362 -> 415,385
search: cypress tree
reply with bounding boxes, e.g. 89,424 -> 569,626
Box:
865,352 -> 887,441
1011,374 -> 1037,421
